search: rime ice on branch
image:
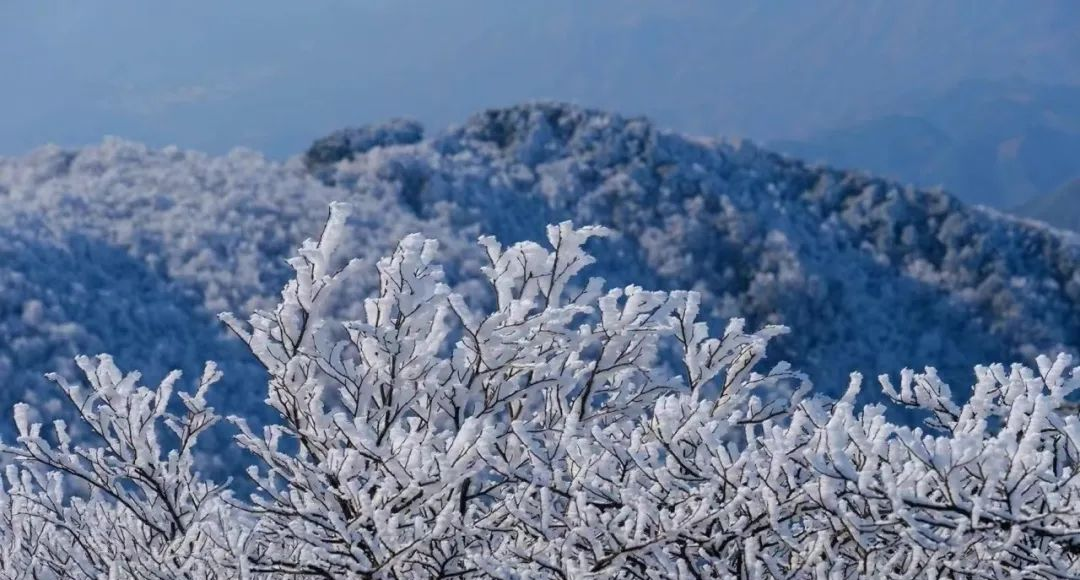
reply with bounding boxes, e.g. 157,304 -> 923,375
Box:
3,205 -> 1080,578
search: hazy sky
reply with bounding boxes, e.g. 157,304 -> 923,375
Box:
3,1 -> 1078,158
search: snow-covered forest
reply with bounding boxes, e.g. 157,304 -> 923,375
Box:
4,204 -> 1080,578
3,104 -> 1080,577
3,106 -> 1080,419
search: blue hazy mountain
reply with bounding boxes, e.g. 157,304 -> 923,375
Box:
1018,178 -> 1080,231
774,80 -> 1080,209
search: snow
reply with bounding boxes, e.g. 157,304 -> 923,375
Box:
1,101 -> 1079,489
4,216 -> 1080,577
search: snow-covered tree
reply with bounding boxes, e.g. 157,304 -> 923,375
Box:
0,356 -> 241,578
4,204 -> 1080,578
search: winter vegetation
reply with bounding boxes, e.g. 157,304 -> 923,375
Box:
3,104 -> 1080,576
2,205 -> 1080,578
3,205 -> 1080,578
3,104 -> 1080,434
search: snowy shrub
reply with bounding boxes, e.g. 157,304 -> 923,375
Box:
3,205 -> 1080,579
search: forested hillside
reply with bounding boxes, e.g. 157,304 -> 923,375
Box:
2,103 -> 1079,436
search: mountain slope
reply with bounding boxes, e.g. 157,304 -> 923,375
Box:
0,141 -> 437,458
308,103 -> 1080,392
2,104 -> 1080,448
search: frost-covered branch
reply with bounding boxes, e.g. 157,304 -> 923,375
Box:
5,206 -> 1080,578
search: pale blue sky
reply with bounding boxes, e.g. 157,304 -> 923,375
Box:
2,1 -> 1078,157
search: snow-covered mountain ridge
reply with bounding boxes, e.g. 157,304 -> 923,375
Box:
310,104 -> 1080,391
1,103 -> 1078,440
